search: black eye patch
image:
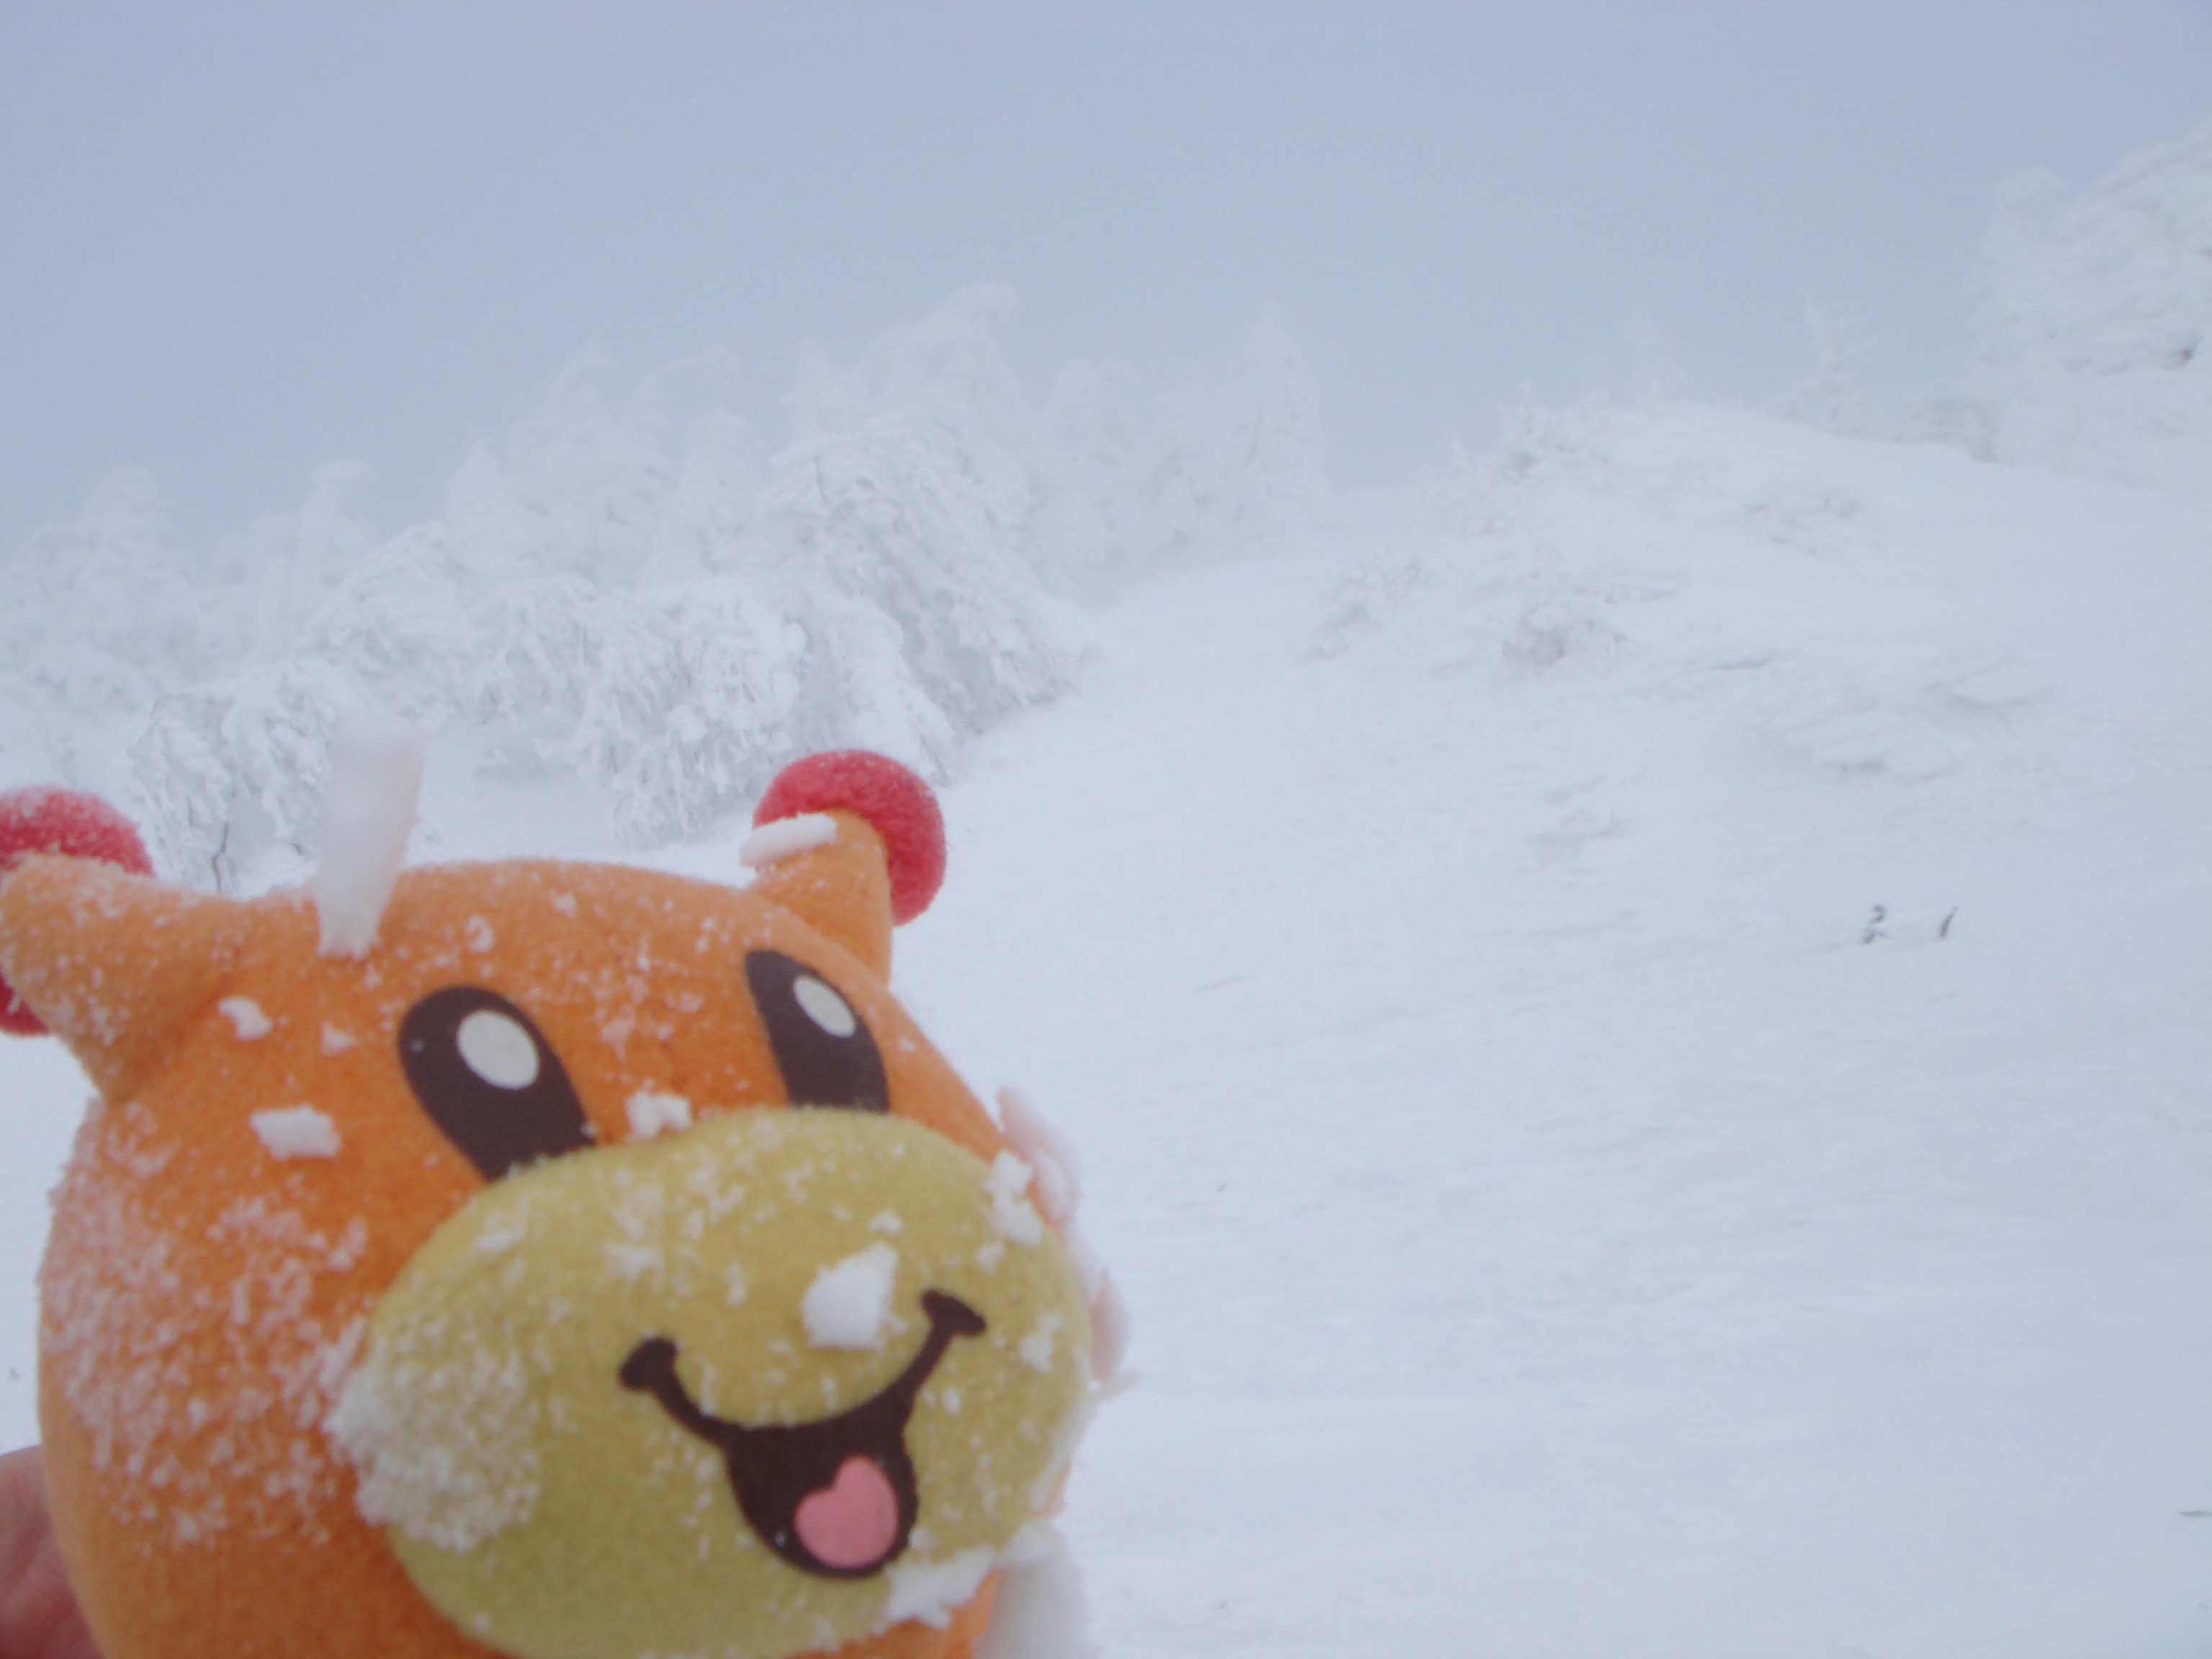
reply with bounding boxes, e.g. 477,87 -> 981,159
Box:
398,986 -> 594,1180
744,951 -> 889,1114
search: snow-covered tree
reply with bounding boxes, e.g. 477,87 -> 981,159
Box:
0,291 -> 1338,888
1949,117 -> 2212,498
1151,312 -> 1335,559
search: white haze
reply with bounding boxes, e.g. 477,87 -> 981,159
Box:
1,1 -> 2209,551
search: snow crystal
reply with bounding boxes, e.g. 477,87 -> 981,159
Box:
218,997 -> 272,1040
984,1151 -> 1044,1246
313,712 -> 426,958
738,811 -> 837,868
250,1107 -> 341,1160
801,1243 -> 899,1349
625,1090 -> 694,1140
868,1209 -> 904,1235
328,1336 -> 544,1552
320,1025 -> 356,1055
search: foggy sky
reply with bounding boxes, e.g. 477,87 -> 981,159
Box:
3,1 -> 2208,553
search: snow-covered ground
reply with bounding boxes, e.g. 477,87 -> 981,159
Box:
903,405 -> 2212,1656
4,118 -> 2211,1659
8,397 -> 2211,1655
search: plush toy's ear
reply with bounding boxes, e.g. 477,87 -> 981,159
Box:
0,853 -> 249,1100
740,752 -> 945,977
0,787 -> 157,1036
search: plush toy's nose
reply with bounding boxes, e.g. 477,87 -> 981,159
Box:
328,1110 -> 1089,1659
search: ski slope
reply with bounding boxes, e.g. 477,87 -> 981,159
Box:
10,397 -> 2208,1655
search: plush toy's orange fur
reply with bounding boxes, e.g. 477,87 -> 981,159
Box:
4,765 -> 1083,1659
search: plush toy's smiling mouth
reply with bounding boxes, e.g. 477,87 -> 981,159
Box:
339,1113 -> 1089,1659
619,1290 -> 986,1579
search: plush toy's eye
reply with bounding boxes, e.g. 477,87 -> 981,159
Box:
744,951 -> 889,1113
399,987 -> 594,1179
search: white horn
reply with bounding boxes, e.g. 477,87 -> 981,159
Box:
314,711 -> 427,958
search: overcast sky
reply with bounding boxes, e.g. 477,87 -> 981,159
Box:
2,2 -> 2208,552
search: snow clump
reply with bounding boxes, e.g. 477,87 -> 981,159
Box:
219,998 -> 272,1040
250,1107 -> 342,1161
624,1091 -> 693,1141
801,1242 -> 900,1350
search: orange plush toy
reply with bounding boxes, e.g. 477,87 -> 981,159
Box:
0,739 -> 1117,1659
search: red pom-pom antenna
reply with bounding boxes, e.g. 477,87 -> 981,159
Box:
753,752 -> 946,925
0,788 -> 155,1035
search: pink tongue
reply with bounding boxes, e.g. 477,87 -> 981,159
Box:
792,1455 -> 900,1570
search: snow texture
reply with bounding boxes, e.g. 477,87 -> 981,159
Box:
32,1100 -> 369,1547
904,364 -> 2212,1653
327,1334 -> 544,1554
313,711 -> 425,957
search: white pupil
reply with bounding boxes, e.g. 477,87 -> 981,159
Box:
793,974 -> 857,1038
457,1009 -> 540,1089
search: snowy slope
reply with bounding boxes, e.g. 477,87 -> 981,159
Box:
897,404 -> 2212,1655
11,397 -> 2206,1655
